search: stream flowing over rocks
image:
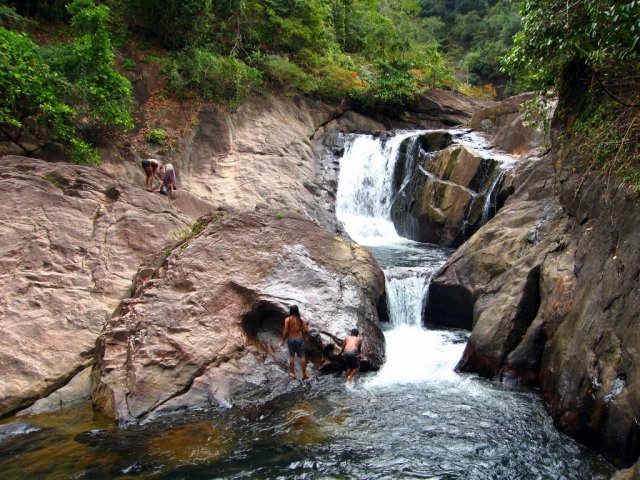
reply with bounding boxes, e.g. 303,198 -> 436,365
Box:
0,90 -> 638,475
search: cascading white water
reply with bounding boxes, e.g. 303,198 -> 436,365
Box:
336,132 -> 419,245
481,169 -> 506,224
336,130 -> 460,386
336,129 -> 523,387
384,268 -> 429,328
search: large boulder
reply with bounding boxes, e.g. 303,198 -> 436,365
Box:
126,95 -> 349,232
391,143 -> 503,247
406,89 -> 497,127
0,156 -> 213,417
428,148 -> 570,332
92,210 -> 385,424
540,168 -> 640,466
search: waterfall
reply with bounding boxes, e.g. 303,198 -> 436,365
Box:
335,131 -> 450,388
336,132 -> 420,245
384,266 -> 430,327
481,169 -> 506,225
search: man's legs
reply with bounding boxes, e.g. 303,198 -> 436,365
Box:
288,355 -> 296,378
301,355 -> 308,379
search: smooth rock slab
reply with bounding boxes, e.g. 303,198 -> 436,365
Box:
0,156 -> 212,416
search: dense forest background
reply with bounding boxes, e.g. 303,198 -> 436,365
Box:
0,0 -> 638,189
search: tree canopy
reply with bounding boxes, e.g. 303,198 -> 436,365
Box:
505,0 -> 640,190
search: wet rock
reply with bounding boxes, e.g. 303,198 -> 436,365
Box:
419,130 -> 453,152
0,422 -> 40,443
429,150 -> 571,371
391,144 -> 502,247
430,144 -> 640,466
17,367 -> 93,416
92,210 -> 385,424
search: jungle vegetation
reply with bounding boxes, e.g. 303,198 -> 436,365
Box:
0,0 -> 638,186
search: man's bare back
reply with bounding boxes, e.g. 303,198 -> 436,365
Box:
342,335 -> 361,351
283,315 -> 307,339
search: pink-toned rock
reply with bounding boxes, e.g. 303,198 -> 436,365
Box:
92,210 -> 385,423
0,156 -> 213,416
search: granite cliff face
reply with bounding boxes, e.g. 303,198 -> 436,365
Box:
429,141 -> 640,465
0,156 -> 213,417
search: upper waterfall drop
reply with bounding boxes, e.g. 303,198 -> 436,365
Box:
335,131 -> 421,246
336,128 -> 518,248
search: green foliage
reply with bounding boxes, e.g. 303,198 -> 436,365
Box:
165,48 -> 263,109
568,98 -> 640,192
113,0 -> 454,113
70,137 -> 100,165
0,27 -> 76,151
463,41 -> 508,86
0,0 -> 133,163
42,175 -> 64,189
45,0 -> 134,133
356,60 -> 422,114
505,0 -> 640,190
419,0 -> 521,90
256,53 -> 318,95
118,0 -> 215,49
260,0 -> 336,54
145,128 -> 166,145
169,218 -> 207,242
504,0 -> 640,90
120,57 -> 136,71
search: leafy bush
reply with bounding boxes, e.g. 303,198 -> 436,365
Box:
145,128 -> 166,145
119,0 -> 215,49
0,1 -> 134,163
45,0 -> 134,134
356,60 -> 423,114
0,27 -> 76,153
505,0 -> 640,190
70,138 -> 100,165
462,41 -> 508,86
504,0 -> 639,90
256,54 -> 317,95
166,48 -> 263,109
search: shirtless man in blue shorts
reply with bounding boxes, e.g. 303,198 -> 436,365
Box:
281,305 -> 309,379
339,328 -> 362,383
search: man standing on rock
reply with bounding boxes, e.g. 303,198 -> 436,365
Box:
339,328 -> 362,383
281,305 -> 309,379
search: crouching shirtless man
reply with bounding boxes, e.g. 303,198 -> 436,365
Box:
339,328 -> 362,383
